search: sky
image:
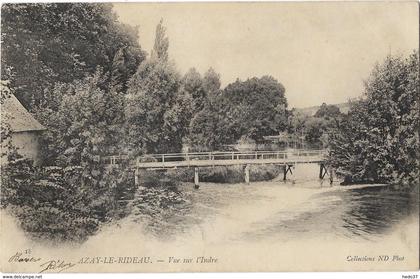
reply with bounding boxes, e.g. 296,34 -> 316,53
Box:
113,2 -> 418,108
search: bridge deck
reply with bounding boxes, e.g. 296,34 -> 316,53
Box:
104,150 -> 326,170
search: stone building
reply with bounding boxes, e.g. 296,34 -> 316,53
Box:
1,94 -> 45,165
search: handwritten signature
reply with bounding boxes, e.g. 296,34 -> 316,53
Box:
9,251 -> 41,263
9,250 -> 77,273
39,259 -> 76,273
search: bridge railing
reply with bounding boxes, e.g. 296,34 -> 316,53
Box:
102,155 -> 129,165
103,150 -> 327,166
136,149 -> 326,164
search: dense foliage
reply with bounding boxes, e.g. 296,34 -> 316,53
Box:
1,3 -> 139,242
1,3 -> 145,108
1,154 -> 133,241
328,53 -> 419,185
125,20 -> 191,155
2,73 -> 133,242
34,70 -> 125,164
189,76 -> 289,150
287,104 -> 342,148
314,103 -> 341,119
125,58 -> 187,154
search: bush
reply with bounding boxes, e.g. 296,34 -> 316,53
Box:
1,155 -> 133,242
137,170 -> 180,189
249,165 -> 283,182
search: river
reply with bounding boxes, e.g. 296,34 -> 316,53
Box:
126,163 -> 418,243
116,163 -> 418,271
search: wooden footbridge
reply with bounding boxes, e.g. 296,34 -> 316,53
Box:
105,149 -> 333,186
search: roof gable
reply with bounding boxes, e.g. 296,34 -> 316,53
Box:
2,94 -> 45,132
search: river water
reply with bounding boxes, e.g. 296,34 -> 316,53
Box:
126,163 -> 419,243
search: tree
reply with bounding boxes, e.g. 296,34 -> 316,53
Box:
1,3 -> 146,108
183,67 -> 222,149
125,21 -> 188,155
188,76 -> 289,150
314,103 -> 341,119
328,52 -> 419,185
222,76 -> 288,142
203,67 -> 221,99
304,117 -> 328,145
126,59 -> 185,154
110,46 -> 145,93
288,103 -> 343,149
182,68 -> 207,113
188,99 -> 234,151
151,19 -> 169,62
34,69 -> 125,166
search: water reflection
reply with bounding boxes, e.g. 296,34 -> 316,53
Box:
127,177 -> 418,243
336,187 -> 418,238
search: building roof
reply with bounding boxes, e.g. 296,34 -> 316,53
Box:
2,94 -> 45,132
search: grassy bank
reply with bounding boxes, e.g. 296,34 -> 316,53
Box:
338,173 -> 420,191
137,164 -> 284,187
165,164 -> 283,184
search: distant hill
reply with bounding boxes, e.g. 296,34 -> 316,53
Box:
293,102 -> 351,116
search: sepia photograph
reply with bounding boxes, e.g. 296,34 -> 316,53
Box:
1,1 -> 419,275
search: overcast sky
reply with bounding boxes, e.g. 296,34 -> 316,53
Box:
113,2 -> 418,108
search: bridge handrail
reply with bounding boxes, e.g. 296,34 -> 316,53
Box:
138,149 -> 326,158
103,149 -> 327,166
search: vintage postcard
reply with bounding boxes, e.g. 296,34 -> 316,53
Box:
1,1 -> 419,274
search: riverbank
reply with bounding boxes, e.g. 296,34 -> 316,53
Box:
165,164 -> 283,184
135,164 -> 284,190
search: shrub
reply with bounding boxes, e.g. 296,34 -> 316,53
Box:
1,155 -> 133,242
137,170 -> 180,189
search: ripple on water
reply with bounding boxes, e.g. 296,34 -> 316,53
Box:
125,177 -> 418,244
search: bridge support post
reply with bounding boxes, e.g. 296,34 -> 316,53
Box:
319,163 -> 328,179
194,167 -> 199,189
244,164 -> 250,184
283,164 -> 293,181
319,164 -> 323,179
134,168 -> 139,186
329,167 -> 334,186
283,166 -> 287,181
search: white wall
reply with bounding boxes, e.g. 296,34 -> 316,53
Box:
1,131 -> 43,165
